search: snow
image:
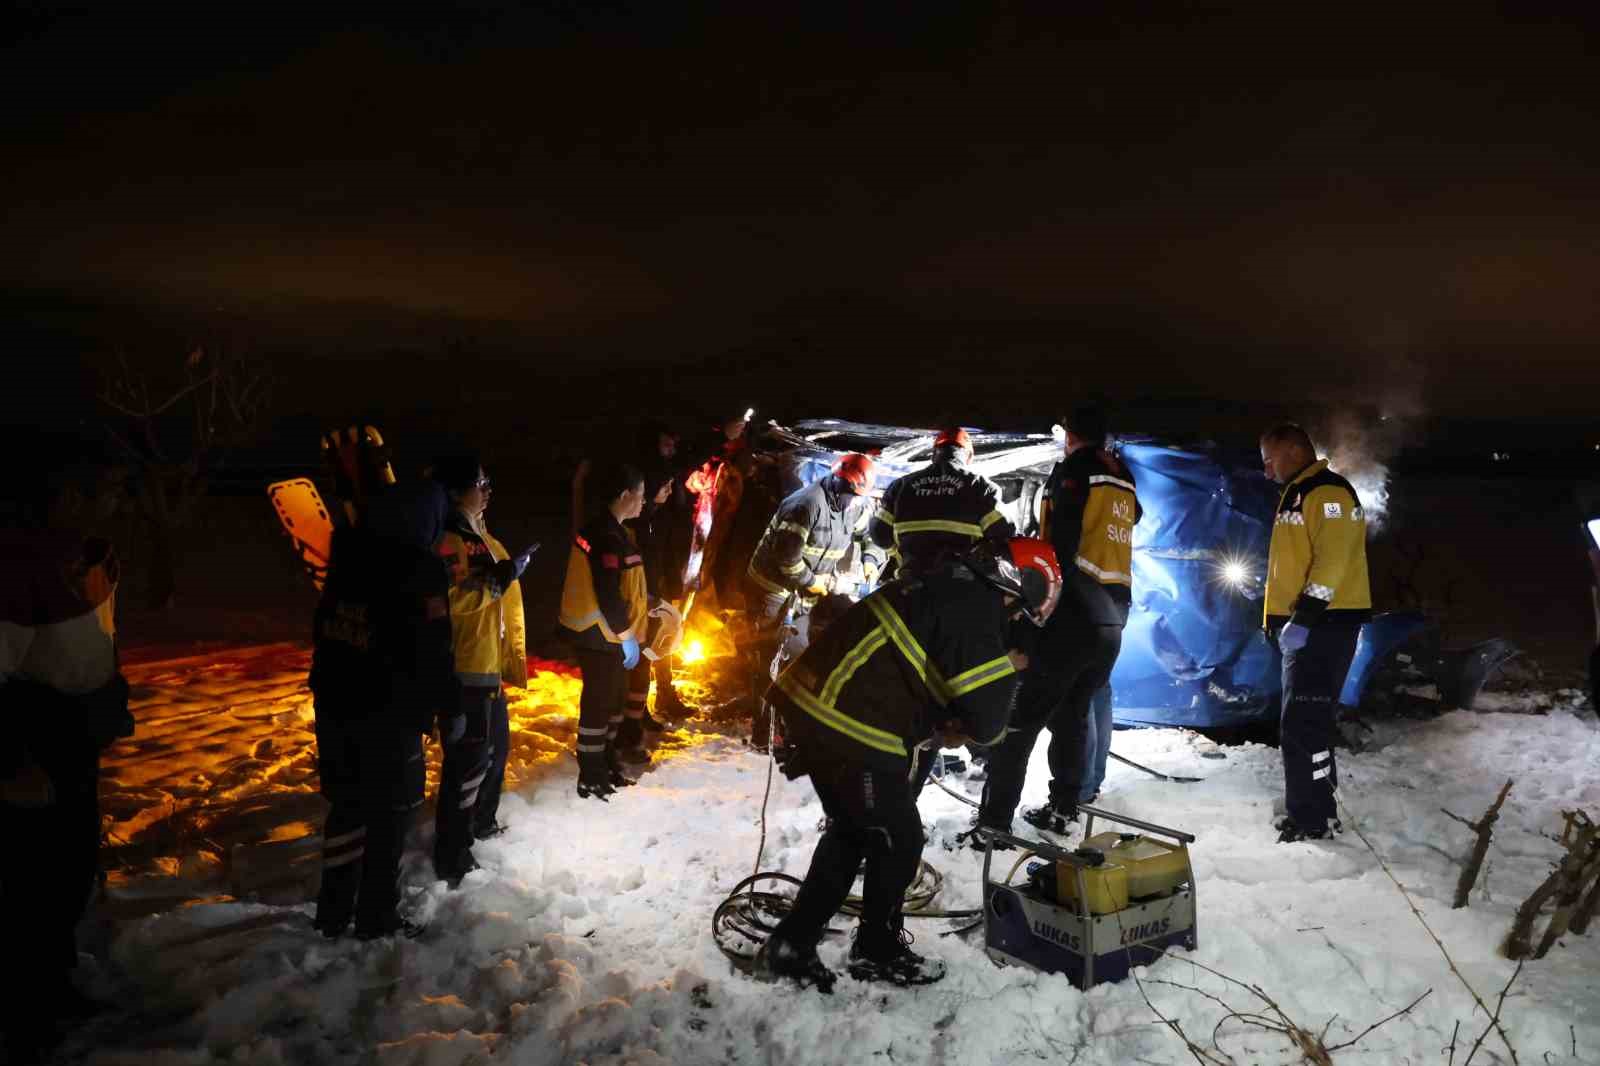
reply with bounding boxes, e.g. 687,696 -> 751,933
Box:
66,648 -> 1600,1065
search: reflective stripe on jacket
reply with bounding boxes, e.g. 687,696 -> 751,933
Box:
437,516 -> 527,687
560,515 -> 648,649
870,458 -> 1013,576
746,479 -> 883,616
1041,447 -> 1141,625
1264,459 -> 1372,628
772,565 -> 1017,766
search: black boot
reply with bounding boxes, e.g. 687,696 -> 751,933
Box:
1020,801 -> 1078,834
613,718 -> 651,766
753,934 -> 837,993
577,750 -> 616,800
847,924 -> 947,986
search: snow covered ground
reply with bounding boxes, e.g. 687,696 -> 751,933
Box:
65,648 -> 1600,1065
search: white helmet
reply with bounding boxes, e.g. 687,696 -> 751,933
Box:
642,600 -> 684,662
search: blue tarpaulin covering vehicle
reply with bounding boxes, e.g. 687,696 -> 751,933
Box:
724,420 -> 1516,731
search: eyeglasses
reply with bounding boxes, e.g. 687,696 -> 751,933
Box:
474,477 -> 492,490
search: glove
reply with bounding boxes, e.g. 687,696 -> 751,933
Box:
1278,622 -> 1310,654
440,713 -> 467,745
621,635 -> 642,670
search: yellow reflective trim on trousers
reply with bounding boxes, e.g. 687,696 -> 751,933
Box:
978,510 -> 1007,531
864,596 -> 952,704
746,563 -> 789,597
820,626 -> 887,707
893,519 -> 984,538
775,673 -> 907,756
944,654 -> 1016,697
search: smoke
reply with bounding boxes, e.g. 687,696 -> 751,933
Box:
1313,343 -> 1426,533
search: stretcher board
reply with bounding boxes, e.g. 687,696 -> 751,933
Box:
320,424 -> 396,526
267,478 -> 335,591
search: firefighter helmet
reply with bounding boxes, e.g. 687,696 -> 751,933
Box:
933,426 -> 973,458
964,536 -> 1062,626
831,453 -> 876,494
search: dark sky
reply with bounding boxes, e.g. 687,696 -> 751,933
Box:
6,3 -> 1600,419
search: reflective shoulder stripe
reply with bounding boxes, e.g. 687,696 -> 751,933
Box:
776,521 -> 811,538
820,626 -> 888,706
745,563 -> 790,597
978,510 -> 1007,531
944,654 -> 1016,698
875,508 -> 896,526
1088,475 -> 1136,493
894,519 -> 984,538
1075,555 -> 1131,585
865,595 -> 950,705
775,673 -> 907,756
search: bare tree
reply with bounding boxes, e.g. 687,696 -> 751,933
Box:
98,345 -> 273,608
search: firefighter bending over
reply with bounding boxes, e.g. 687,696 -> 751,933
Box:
870,425 -> 1014,578
753,538 -> 1059,992
1260,423 -> 1371,843
742,453 -> 884,748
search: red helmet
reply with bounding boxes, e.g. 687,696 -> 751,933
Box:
832,453 -> 876,493
966,536 -> 1063,626
933,426 -> 973,458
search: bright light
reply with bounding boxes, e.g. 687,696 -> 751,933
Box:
743,407 -> 755,421
680,639 -> 706,665
1222,560 -> 1249,587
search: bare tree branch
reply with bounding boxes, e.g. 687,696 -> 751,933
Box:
1446,779 -> 1514,909
1462,962 -> 1523,1066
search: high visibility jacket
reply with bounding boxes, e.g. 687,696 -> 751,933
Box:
772,564 -> 1019,770
560,514 -> 649,651
1264,459 -> 1372,628
870,457 -> 1013,577
1041,447 -> 1142,626
746,478 -> 883,620
437,514 -> 528,688
312,526 -> 457,734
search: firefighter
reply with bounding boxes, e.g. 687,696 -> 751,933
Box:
430,456 -> 534,883
742,453 -> 885,748
308,481 -> 457,939
870,425 -> 1014,578
752,538 -> 1060,991
1,463 -> 131,1060
976,406 -> 1140,838
1260,423 -> 1371,843
560,461 -> 651,799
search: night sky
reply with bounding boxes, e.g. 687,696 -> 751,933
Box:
6,3 -> 1600,423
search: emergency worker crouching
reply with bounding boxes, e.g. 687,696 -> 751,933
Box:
1261,424 -> 1371,842
752,538 -> 1060,992
870,425 -> 1014,578
978,406 -> 1140,837
560,461 -> 651,799
430,456 -> 533,884
309,481 -> 457,938
742,453 -> 885,749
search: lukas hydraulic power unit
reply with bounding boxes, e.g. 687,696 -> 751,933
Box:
982,805 -> 1197,989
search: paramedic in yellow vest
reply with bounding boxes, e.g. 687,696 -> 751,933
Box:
560,460 -> 651,800
976,405 -> 1140,837
1260,423 -> 1371,843
431,456 -> 533,886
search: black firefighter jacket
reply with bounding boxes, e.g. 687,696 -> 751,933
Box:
746,477 -> 883,620
310,526 -> 457,735
870,458 -> 1014,577
772,565 -> 1019,772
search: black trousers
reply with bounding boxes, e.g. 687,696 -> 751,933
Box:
980,620 -> 1121,824
473,686 -> 510,836
748,610 -> 810,748
575,645 -> 627,778
313,711 -> 424,933
1279,620 -> 1360,831
0,713 -> 101,992
771,757 -> 924,950
434,685 -> 494,878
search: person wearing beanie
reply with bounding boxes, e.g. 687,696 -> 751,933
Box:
429,455 -> 534,884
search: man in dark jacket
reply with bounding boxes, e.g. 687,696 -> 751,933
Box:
626,423 -> 690,727
870,426 -> 1014,578
977,406 -> 1140,837
309,480 -> 457,937
742,454 -> 884,748
752,539 -> 1059,992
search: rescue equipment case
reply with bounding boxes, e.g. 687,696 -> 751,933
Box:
982,805 -> 1198,989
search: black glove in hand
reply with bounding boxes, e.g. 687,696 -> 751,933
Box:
490,544 -> 539,588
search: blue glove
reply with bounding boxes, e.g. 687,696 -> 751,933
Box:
1278,622 -> 1310,654
621,635 -> 642,670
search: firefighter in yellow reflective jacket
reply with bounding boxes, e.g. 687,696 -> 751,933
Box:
870,426 -> 1014,578
1261,423 -> 1371,843
431,455 -> 534,884
752,538 -> 1061,993
560,460 -> 651,800
742,453 -> 884,748
978,406 -> 1140,837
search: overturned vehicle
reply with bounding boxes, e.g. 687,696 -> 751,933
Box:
687,419 -> 1516,731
